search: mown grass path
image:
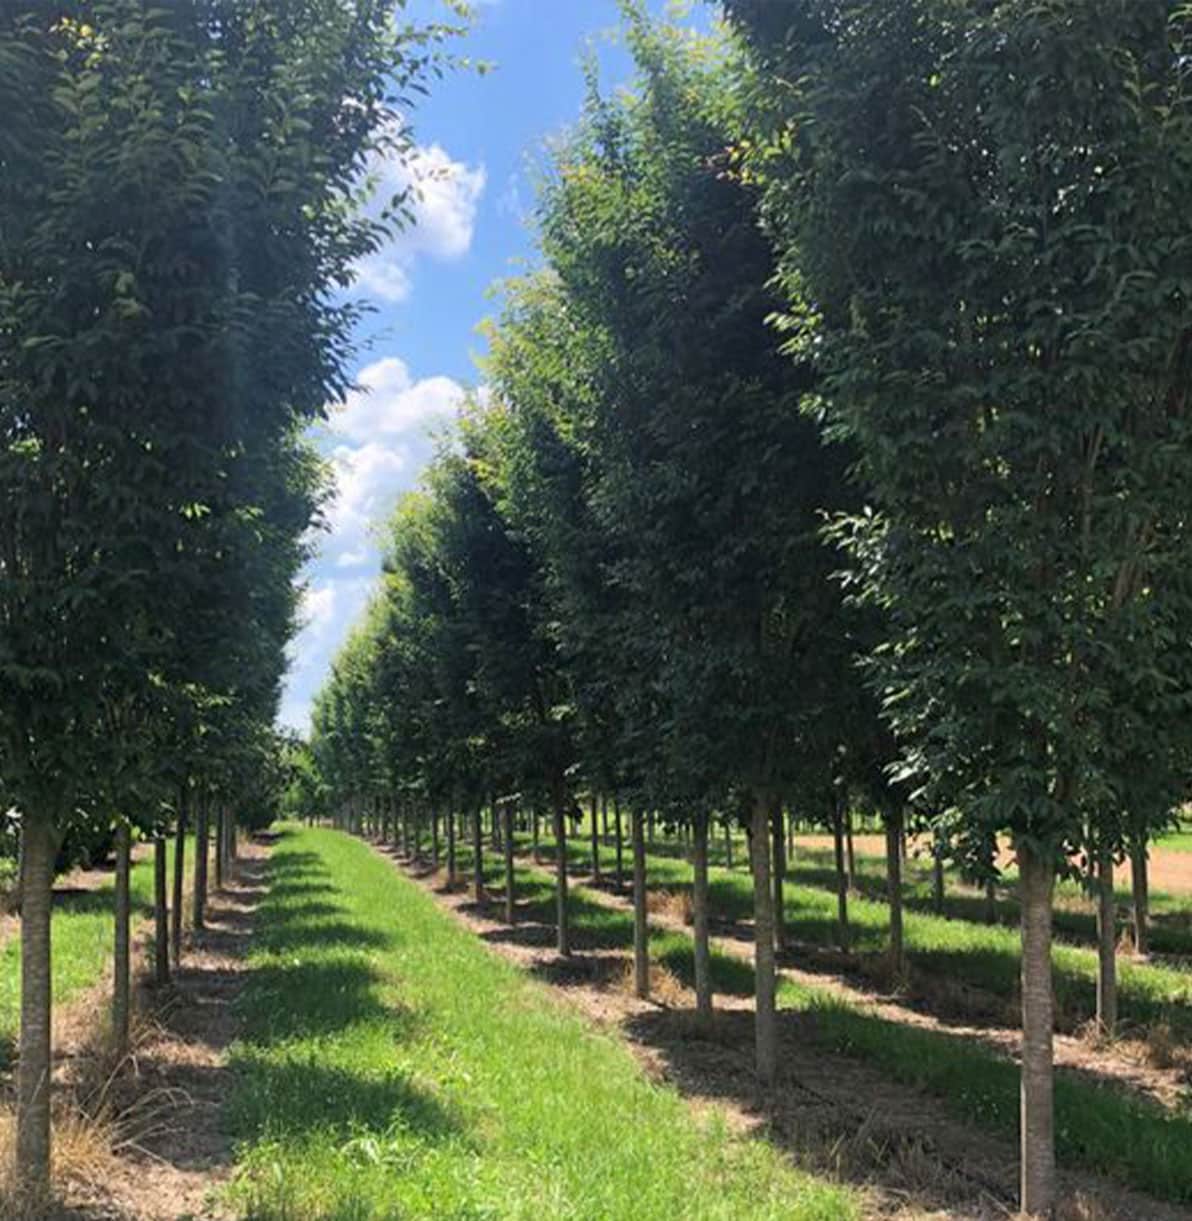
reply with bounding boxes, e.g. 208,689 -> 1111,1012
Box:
225,825 -> 858,1221
454,837 -> 1192,1208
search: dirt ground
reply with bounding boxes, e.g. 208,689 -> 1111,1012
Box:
1,840 -> 268,1221
375,840 -> 1188,1221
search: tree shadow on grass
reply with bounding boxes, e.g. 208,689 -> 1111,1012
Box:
262,919 -> 394,956
226,1055 -> 464,1146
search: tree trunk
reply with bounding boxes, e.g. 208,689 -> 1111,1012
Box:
552,784 -> 570,957
1018,841 -> 1056,1217
113,821 -> 131,1060
214,806 -> 225,891
531,804 -> 540,864
1131,839 -> 1149,957
751,789 -> 777,1085
432,805 -> 440,870
632,806 -> 649,999
172,792 -> 187,967
885,806 -> 904,978
472,804 -> 483,903
932,836 -> 945,915
1096,841 -> 1117,1037
446,803 -> 457,889
692,813 -> 712,1026
648,810 -> 655,847
601,793 -> 609,838
503,802 -> 516,925
771,797 -> 787,957
589,794 -> 601,883
16,816 -> 55,1201
724,818 -> 733,870
491,794 -> 500,852
845,808 -> 856,890
614,797 -> 624,890
154,837 -> 169,987
832,799 -> 849,951
193,791 -> 208,933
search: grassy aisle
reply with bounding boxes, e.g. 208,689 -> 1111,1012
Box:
473,842 -> 1192,1204
518,830 -> 1192,1037
224,825 -> 857,1221
0,840 -> 189,1066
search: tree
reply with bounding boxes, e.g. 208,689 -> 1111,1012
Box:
732,0 -> 1192,1209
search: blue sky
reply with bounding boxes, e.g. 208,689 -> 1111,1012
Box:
279,0 -> 702,732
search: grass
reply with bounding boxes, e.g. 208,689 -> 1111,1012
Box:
519,825 -> 1192,1039
224,825 -> 858,1221
467,832 -> 1192,1205
0,838 -> 193,1070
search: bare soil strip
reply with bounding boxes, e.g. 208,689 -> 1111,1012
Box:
370,837 -> 1187,1221
12,840 -> 269,1221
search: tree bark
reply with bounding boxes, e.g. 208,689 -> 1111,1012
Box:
1130,839 -> 1149,957
724,818 -> 733,870
589,793 -> 601,883
771,797 -> 787,957
446,802 -> 457,889
614,796 -> 624,890
885,806 -> 904,978
832,799 -> 850,951
16,816 -> 55,1201
503,801 -> 516,925
632,806 -> 649,999
154,837 -> 169,987
113,821 -> 131,1060
1018,840 -> 1056,1218
193,790 -> 208,932
845,808 -> 856,890
432,805 -> 440,870
472,804 -> 483,902
172,791 -> 187,967
692,812 -> 713,1026
1096,841 -> 1117,1037
751,789 -> 777,1085
601,793 -> 609,838
214,805 -> 225,891
552,784 -> 570,957
933,846 -> 945,916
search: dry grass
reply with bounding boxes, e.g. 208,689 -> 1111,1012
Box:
614,957 -> 690,1007
1142,1020 -> 1178,1071
645,888 -> 693,925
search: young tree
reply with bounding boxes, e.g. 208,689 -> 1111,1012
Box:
732,0 -> 1192,1208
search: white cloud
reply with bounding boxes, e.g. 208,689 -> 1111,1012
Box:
330,356 -> 464,444
354,141 -> 486,302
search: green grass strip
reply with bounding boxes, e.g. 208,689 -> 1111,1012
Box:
224,825 -> 857,1221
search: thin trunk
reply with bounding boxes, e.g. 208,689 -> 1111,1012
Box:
589,793 -> 601,883
16,816 -> 55,1200
1096,841 -> 1117,1037
725,819 -> 734,869
692,813 -> 712,1026
1018,841 -> 1056,1217
432,805 -> 440,870
933,853 -> 945,916
154,838 -> 169,986
503,802 -> 516,925
1131,839 -> 1149,957
531,804 -> 540,863
601,794 -> 609,838
832,799 -> 850,951
648,810 -> 655,847
472,804 -> 483,903
614,797 -> 624,890
885,807 -> 904,978
845,808 -> 857,890
193,791 -> 208,932
632,807 -> 649,998
446,803 -> 457,888
214,806 -> 225,891
553,784 -> 571,957
491,795 -> 500,852
771,798 -> 787,956
751,789 -> 777,1085
172,792 -> 187,967
113,822 -> 131,1060
985,877 -> 997,924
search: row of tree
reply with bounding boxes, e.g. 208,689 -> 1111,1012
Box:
0,0 -> 456,1203
306,4 -> 1192,1217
